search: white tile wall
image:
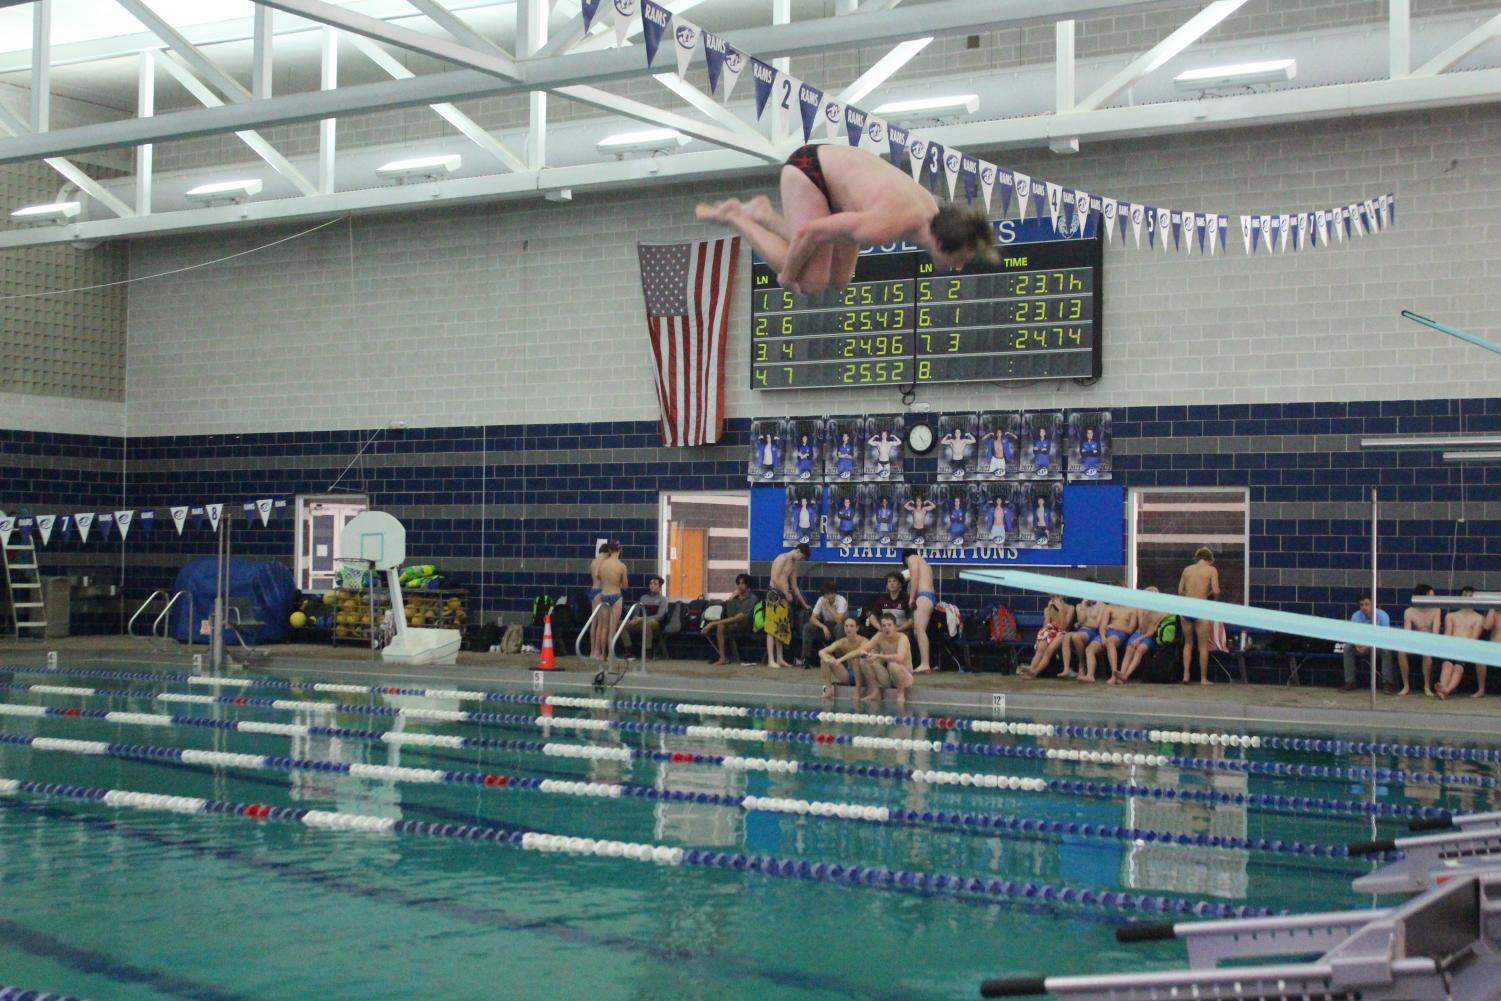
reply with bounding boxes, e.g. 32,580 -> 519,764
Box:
124,102 -> 1501,435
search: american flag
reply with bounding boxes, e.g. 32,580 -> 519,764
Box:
638,237 -> 740,447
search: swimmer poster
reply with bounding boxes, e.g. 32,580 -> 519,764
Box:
749,484 -> 1124,566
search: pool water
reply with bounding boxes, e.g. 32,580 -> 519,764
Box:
0,664 -> 1496,1001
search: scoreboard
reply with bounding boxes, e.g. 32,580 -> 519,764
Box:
750,220 -> 1103,391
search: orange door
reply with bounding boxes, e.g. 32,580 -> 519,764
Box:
670,527 -> 707,599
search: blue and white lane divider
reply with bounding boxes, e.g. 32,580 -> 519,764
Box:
0,704 -> 1381,860
6,663 -> 1500,768
0,676 -> 1492,795
0,986 -> 95,1001
0,696 -> 1452,828
0,685 -> 1456,821
0,776 -> 1279,919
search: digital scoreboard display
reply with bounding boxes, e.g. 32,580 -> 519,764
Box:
750,219 -> 1103,391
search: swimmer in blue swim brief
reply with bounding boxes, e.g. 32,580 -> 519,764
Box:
1097,601 -> 1141,683
901,548 -> 939,674
1113,594 -> 1165,685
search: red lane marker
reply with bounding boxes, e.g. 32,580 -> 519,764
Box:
814,733 -> 835,744
670,752 -> 694,763
386,687 -> 402,694
244,803 -> 272,819
232,697 -> 248,705
483,774 -> 510,787
63,708 -> 81,717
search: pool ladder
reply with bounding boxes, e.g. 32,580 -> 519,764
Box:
128,590 -> 194,651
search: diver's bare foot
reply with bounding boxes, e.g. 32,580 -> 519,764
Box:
742,194 -> 776,223
709,659 -> 728,667
862,693 -> 882,707
1200,679 -> 1214,686
913,665 -> 933,674
695,198 -> 741,223
1397,686 -> 1409,696
820,686 -> 833,700
1077,675 -> 1095,684
1473,691 -> 1486,699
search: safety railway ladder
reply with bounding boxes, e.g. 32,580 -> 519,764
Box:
1,538 -> 47,638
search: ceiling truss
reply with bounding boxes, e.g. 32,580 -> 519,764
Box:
0,0 -> 1498,247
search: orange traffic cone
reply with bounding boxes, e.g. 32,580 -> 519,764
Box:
538,612 -> 557,671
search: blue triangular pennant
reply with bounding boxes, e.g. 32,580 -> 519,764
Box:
640,0 -> 670,66
961,155 -> 979,203
797,81 -> 823,141
581,0 -> 601,32
843,105 -> 867,148
886,124 -> 908,169
702,32 -> 727,93
751,58 -> 775,119
998,168 -> 1014,216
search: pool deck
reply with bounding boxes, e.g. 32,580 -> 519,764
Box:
3,635 -> 1500,739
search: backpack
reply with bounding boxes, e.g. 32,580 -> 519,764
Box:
752,599 -> 765,633
500,624 -> 524,654
1155,614 -> 1180,646
962,608 -> 991,643
989,606 -> 1020,643
531,594 -> 555,626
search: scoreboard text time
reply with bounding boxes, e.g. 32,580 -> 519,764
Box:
750,220 -> 1103,390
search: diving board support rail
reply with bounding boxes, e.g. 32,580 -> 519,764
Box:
1349,822 -> 1501,896
958,568 -> 1501,669
981,869 -> 1501,1001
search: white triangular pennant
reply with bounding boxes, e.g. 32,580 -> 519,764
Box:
905,135 -> 928,183
1155,207 -> 1170,253
257,499 -> 274,526
1278,213 -> 1291,252
610,0 -> 638,47
720,46 -> 745,102
206,503 -> 223,532
1101,197 -> 1117,244
672,17 -> 698,78
75,512 -> 94,543
1014,172 -> 1031,220
1240,216 -> 1252,255
1349,203 -> 1364,238
1130,202 -> 1144,248
1316,208 -> 1328,246
115,510 -> 133,540
820,96 -> 843,141
35,514 -> 54,546
0,517 -> 11,548
170,506 -> 187,535
1044,181 -> 1061,230
977,161 -> 996,214
942,147 -> 961,201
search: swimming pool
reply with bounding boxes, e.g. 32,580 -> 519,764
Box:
0,662 -> 1496,1001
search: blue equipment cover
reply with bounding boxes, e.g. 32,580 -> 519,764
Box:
169,558 -> 296,645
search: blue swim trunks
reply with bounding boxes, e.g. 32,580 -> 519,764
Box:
600,593 -> 623,607
915,590 -> 938,606
1127,631 -> 1156,650
1105,628 -> 1129,645
587,587 -> 601,601
1077,627 -> 1100,644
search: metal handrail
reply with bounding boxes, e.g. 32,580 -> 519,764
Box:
127,590 -> 168,638
151,591 -> 189,641
574,602 -> 603,660
609,602 -> 641,663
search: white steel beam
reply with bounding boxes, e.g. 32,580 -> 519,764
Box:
0,106 -> 135,218
1051,18 -> 1078,153
1413,11 -> 1501,76
30,0 -> 49,132
0,146 -> 767,248
556,84 -> 779,160
652,72 -> 767,146
136,50 -> 153,214
1390,0 -> 1410,78
253,0 -> 520,80
0,1 -> 508,73
252,4 -> 275,99
1076,0 -> 1249,112
406,0 -> 508,58
518,0 -> 548,171
7,63 -> 1501,247
346,34 -> 526,172
319,25 -> 337,195
116,0 -> 250,103
0,0 -> 1359,164
155,53 -> 318,196
834,36 -> 932,106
